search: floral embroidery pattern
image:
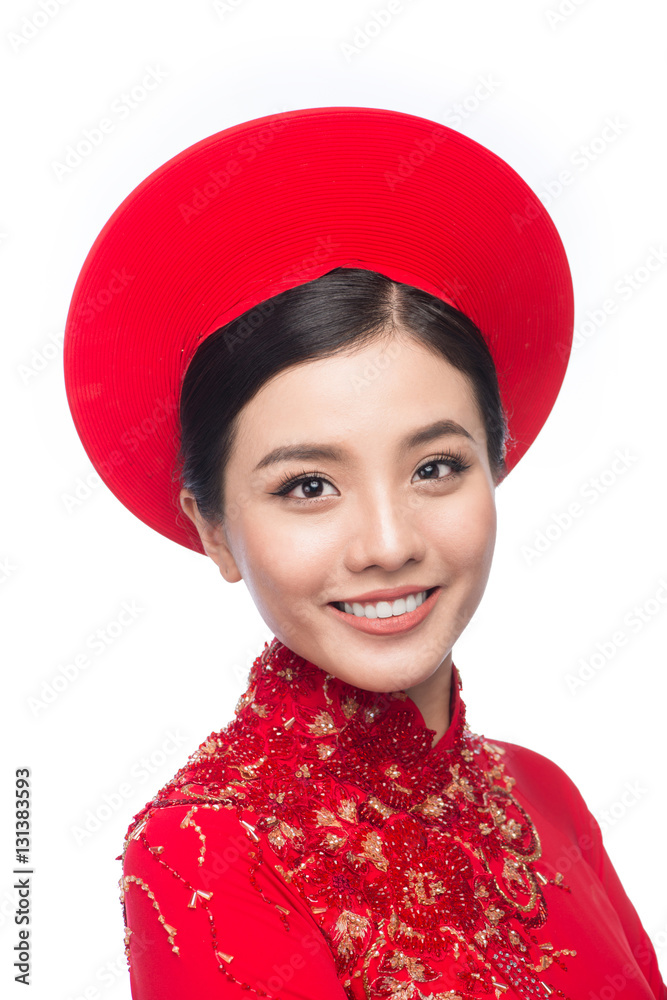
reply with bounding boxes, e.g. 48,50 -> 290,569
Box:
121,638 -> 574,998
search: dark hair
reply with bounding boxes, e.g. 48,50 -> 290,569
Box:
174,267 -> 509,530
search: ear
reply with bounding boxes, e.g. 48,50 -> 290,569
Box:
179,488 -> 242,583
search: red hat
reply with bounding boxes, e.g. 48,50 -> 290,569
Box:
63,106 -> 574,553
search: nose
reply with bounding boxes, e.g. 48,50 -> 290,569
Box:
342,486 -> 427,574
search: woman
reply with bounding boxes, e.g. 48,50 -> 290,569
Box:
63,107 -> 666,998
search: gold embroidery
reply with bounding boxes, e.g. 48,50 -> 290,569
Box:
179,806 -> 207,866
315,806 -> 344,828
334,910 -> 372,963
308,709 -> 338,737
359,830 -> 389,871
122,875 -> 179,954
406,868 -> 446,906
365,795 -> 394,820
121,640 -> 575,999
337,798 -> 359,823
412,795 -> 447,819
251,702 -> 272,717
341,693 -> 361,719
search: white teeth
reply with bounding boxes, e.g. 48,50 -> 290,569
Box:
338,590 -> 430,619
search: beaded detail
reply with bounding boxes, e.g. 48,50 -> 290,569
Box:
120,638 -> 574,998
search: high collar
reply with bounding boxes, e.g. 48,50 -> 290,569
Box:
129,642 -> 556,999
236,637 -> 468,788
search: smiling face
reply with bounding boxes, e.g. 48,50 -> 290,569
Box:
180,329 -> 498,729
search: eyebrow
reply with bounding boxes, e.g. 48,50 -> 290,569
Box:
252,419 -> 476,472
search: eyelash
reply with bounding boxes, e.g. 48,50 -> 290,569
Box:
270,449 -> 472,501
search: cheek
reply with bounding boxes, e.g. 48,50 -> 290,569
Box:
234,507 -> 335,597
428,488 -> 496,570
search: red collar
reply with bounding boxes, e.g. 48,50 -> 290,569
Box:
236,637 -> 468,801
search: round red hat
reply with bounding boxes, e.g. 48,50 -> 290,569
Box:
63,106 -> 574,553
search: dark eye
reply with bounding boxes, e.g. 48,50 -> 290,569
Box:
272,471 -> 338,500
284,476 -> 337,500
414,452 -> 471,481
415,460 -> 453,480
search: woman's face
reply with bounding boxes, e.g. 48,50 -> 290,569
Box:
181,330 -> 497,696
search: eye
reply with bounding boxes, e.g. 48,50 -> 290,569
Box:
270,450 -> 472,503
271,471 -> 338,501
413,450 -> 471,481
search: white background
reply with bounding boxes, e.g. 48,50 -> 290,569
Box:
2,0 -> 666,996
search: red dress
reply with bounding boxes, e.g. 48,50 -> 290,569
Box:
120,638 -> 666,999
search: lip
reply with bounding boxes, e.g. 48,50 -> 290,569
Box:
332,585 -> 436,603
327,586 -> 441,636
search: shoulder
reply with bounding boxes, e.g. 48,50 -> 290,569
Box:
122,791 -> 262,903
122,743 -> 261,879
122,715 -> 262,845
482,737 -> 596,843
486,737 -> 582,790
120,789 -> 345,997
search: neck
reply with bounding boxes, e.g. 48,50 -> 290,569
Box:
403,651 -> 453,748
245,637 -> 464,761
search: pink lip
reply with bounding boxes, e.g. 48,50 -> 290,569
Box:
333,584 -> 435,603
327,587 -> 441,636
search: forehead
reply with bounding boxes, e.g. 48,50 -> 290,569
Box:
231,334 -> 485,461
